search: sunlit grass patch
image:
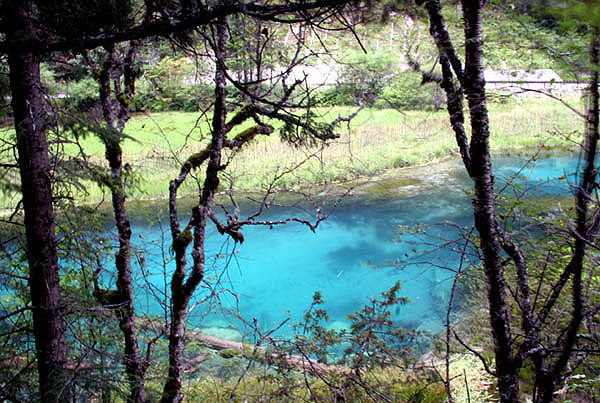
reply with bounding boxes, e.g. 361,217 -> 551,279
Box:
0,97 -> 584,209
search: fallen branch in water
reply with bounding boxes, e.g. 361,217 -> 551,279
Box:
187,330 -> 348,376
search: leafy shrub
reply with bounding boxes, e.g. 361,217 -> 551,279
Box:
376,71 -> 444,111
317,53 -> 444,110
134,55 -> 214,112
325,51 -> 397,107
57,77 -> 103,117
134,82 -> 214,112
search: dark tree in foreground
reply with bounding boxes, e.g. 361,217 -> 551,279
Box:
4,2 -> 68,401
418,0 -> 600,401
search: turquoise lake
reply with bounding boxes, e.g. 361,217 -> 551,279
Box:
122,154 -> 579,340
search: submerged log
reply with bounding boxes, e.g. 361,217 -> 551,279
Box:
188,331 -> 347,376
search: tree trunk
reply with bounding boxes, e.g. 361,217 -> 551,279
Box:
112,154 -> 147,403
161,19 -> 229,403
97,44 -> 147,403
426,0 -> 520,400
460,2 -> 520,401
6,0 -> 68,401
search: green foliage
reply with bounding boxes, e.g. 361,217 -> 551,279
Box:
178,283 -> 447,402
291,282 -> 420,374
341,281 -> 416,366
376,71 -> 444,111
478,1 -> 596,79
59,78 -> 101,114
323,52 -> 397,107
135,56 -> 214,112
135,82 -> 214,112
537,0 -> 600,30
184,369 -> 447,402
225,18 -> 285,76
39,62 -> 102,116
318,52 -> 442,111
36,0 -> 134,38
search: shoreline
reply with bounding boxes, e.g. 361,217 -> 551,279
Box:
0,149 -> 577,224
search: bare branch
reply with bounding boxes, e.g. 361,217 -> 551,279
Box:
453,330 -> 497,377
0,307 -> 32,322
510,87 -> 586,119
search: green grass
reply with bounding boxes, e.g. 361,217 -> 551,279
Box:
0,96 -> 584,208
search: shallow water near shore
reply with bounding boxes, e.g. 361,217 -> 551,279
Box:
121,154 -> 579,340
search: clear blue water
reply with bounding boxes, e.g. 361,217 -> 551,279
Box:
121,154 -> 580,339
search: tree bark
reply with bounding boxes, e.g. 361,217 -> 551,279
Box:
460,2 -> 519,401
425,1 -> 520,400
5,0 -> 69,401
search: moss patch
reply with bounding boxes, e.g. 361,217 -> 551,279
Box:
218,349 -> 241,359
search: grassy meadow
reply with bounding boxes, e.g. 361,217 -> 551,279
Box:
0,96 -> 584,209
